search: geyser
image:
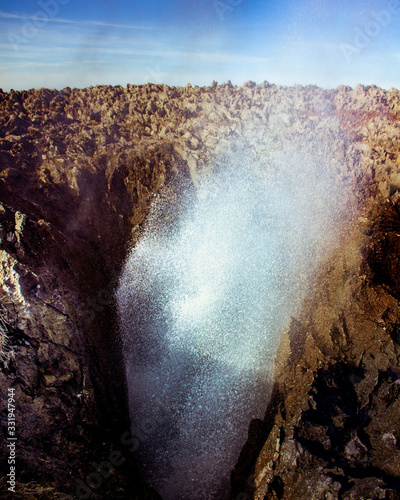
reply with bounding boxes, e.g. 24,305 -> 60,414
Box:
117,143 -> 353,499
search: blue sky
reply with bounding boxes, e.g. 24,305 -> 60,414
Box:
0,0 -> 399,91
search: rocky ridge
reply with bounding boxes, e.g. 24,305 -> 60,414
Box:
0,81 -> 399,498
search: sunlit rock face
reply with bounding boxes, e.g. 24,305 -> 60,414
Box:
117,141 -> 355,499
1,82 -> 400,499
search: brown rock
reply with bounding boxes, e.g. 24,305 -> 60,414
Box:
1,82 -> 400,499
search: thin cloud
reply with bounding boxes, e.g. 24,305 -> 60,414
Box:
0,11 -> 156,30
0,43 -> 69,52
1,60 -> 75,69
61,44 -> 272,65
0,36 -> 272,67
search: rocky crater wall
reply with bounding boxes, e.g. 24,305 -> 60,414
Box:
0,81 -> 399,499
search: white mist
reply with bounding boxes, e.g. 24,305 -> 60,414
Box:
117,143 -> 352,499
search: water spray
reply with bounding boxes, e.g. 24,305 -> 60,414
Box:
117,142 -> 353,499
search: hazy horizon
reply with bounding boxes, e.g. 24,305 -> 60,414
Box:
1,0 -> 400,92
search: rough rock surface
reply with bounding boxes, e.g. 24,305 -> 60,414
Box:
0,81 -> 399,499
232,205 -> 400,500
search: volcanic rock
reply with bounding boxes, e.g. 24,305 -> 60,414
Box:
0,82 -> 399,499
